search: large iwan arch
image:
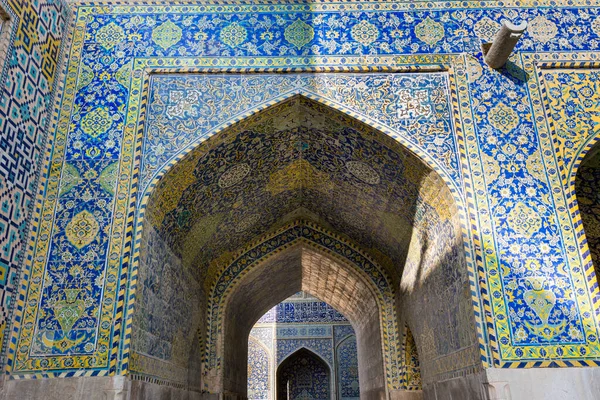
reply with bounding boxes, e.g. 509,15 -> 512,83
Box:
131,95 -> 481,399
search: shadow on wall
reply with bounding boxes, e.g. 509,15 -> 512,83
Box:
397,179 -> 482,397
130,220 -> 205,392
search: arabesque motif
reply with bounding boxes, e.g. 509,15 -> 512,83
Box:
285,19 -> 315,49
152,20 -> 183,50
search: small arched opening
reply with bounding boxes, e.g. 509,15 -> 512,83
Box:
403,325 -> 422,392
248,337 -> 271,400
277,348 -> 331,400
209,238 -> 390,399
336,335 -> 360,399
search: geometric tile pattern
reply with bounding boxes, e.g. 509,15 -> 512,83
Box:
250,327 -> 274,352
0,0 -> 67,365
6,0 -> 600,386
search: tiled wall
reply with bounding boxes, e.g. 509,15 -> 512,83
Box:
337,335 -> 360,399
0,0 -> 68,362
130,223 -> 204,388
4,1 -> 600,396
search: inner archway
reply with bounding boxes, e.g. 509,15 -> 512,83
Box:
133,94 -> 481,400
277,348 -> 331,400
211,238 -> 389,399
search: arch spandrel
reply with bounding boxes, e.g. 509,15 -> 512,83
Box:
141,73 -> 464,203
277,346 -> 333,372
541,67 -> 600,289
540,68 -> 600,185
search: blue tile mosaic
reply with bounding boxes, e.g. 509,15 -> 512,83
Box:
5,0 -> 600,394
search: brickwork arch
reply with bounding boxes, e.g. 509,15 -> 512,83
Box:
204,225 -> 397,400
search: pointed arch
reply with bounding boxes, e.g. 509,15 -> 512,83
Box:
204,221 -> 396,398
138,90 -> 464,209
540,67 -> 600,291
402,325 -> 422,392
129,89 -> 481,398
137,92 -> 472,292
248,336 -> 271,400
276,347 -> 331,400
277,346 -> 333,373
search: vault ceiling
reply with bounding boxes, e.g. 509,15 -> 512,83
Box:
147,96 -> 456,283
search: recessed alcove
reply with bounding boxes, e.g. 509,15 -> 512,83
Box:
132,94 -> 479,399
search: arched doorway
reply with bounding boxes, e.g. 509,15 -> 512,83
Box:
210,238 -> 390,398
133,95 -> 480,400
277,348 -> 331,400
